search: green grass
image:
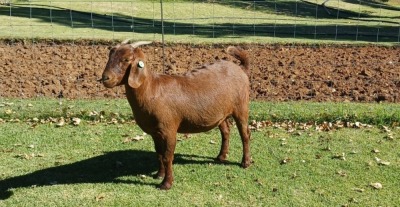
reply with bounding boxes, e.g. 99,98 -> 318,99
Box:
1,0 -> 399,44
1,98 -> 399,126
0,98 -> 399,206
251,101 -> 400,126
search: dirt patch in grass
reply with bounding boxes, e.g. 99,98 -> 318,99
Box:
0,42 -> 399,102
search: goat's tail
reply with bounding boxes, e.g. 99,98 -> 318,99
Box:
227,46 -> 250,76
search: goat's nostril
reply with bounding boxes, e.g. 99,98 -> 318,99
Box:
97,75 -> 110,82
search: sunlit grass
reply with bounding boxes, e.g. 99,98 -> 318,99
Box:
1,98 -> 399,125
0,99 -> 399,206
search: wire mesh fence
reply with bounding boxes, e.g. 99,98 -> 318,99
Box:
1,0 -> 399,43
0,0 -> 399,102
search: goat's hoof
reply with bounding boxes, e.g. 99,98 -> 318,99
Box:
241,159 -> 252,168
215,155 -> 227,163
153,173 -> 164,179
157,182 -> 172,190
241,162 -> 251,168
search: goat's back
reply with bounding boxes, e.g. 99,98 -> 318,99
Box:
179,60 -> 249,100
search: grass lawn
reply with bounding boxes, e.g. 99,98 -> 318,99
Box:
0,98 -> 399,206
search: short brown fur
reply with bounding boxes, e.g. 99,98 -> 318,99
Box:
101,42 -> 251,190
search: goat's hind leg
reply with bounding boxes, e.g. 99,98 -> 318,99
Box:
216,119 -> 231,162
233,116 -> 251,168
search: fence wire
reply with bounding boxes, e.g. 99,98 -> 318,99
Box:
0,0 -> 399,43
0,0 -> 399,102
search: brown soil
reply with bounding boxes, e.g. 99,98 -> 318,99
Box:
0,42 -> 399,102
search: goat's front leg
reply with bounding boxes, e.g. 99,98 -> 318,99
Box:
153,137 -> 165,179
153,131 -> 177,190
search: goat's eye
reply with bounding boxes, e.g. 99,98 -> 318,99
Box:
122,58 -> 130,62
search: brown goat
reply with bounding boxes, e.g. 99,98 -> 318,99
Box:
100,41 -> 251,190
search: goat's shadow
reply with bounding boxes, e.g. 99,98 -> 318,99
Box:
0,149 -> 237,200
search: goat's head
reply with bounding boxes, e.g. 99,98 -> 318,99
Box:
100,40 -> 152,88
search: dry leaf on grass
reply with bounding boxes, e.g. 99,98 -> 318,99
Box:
374,157 -> 390,166
382,126 -> 391,133
254,178 -> 264,186
72,117 -> 81,126
332,153 -> 346,161
280,157 -> 291,165
371,149 -> 380,153
10,118 -> 20,123
89,111 -> 99,117
132,136 -> 145,141
352,187 -> 365,192
336,170 -> 347,177
95,193 -> 106,202
108,118 -> 118,124
5,109 -> 13,115
56,117 -> 65,127
385,133 -> 394,140
370,182 -> 383,189
122,135 -> 145,143
15,154 -> 32,160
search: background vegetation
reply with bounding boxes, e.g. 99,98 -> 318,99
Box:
1,0 -> 399,44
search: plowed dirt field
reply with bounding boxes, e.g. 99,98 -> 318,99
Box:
1,42 -> 399,102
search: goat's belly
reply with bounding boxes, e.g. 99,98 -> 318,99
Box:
177,118 -> 223,134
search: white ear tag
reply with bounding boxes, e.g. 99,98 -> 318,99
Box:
138,61 -> 145,68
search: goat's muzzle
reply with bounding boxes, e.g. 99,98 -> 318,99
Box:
99,73 -> 118,88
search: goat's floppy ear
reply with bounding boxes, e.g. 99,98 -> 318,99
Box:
128,59 -> 146,88
127,48 -> 146,88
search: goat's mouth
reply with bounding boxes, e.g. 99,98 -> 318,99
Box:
103,80 -> 118,88
98,75 -> 119,88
